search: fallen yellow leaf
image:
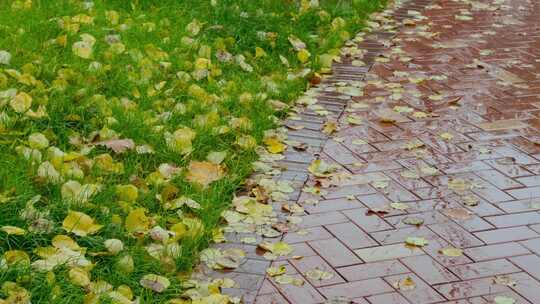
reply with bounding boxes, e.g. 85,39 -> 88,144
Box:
62,211 -> 102,236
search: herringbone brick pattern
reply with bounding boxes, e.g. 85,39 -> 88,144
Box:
250,0 -> 540,302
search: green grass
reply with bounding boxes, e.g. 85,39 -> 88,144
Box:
0,0 -> 384,302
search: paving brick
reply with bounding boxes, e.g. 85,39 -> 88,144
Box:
384,273 -> 445,304
354,243 -> 424,262
449,259 -> 521,280
342,208 -> 393,232
428,221 -> 484,248
308,238 -> 362,267
482,291 -> 533,304
472,184 -> 515,203
507,186 -> 540,199
464,243 -> 531,261
366,292 -> 411,304
400,254 -> 459,285
484,211 -> 540,228
325,221 -> 378,249
519,238 -> 540,255
271,274 -> 325,304
435,277 -> 510,300
323,184 -> 376,200
497,199 -> 540,213
282,226 -> 333,243
254,293 -> 289,304
507,272 -> 540,304
475,169 -> 525,190
337,260 -> 409,282
474,226 -> 539,244
509,254 -> 540,281
298,211 -> 349,228
303,198 -> 363,214
288,255 -> 345,287
421,235 -> 474,267
371,226 -> 440,245
318,278 -> 394,299
516,175 -> 540,187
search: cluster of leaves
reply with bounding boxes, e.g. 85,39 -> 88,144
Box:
0,0 -> 384,302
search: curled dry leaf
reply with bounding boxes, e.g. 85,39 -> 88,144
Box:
139,274 -> 170,293
94,139 -> 135,153
442,207 -> 473,220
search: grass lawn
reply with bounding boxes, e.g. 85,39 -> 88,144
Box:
0,0 -> 384,302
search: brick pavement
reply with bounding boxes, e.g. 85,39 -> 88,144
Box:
204,0 -> 540,302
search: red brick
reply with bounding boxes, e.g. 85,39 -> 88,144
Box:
318,278 -> 394,299
435,277 -> 510,300
254,293 -> 289,304
366,292 -> 410,304
325,221 -> 378,249
384,273 -> 445,304
308,238 -> 362,267
271,274 -> 325,304
449,259 -> 521,280
282,226 -> 333,243
428,222 -> 484,248
337,260 -> 408,282
464,243 -> 531,261
509,254 -> 540,281
401,254 -> 459,284
288,255 -> 345,287
303,198 -> 362,214
519,238 -> 540,255
475,169 -> 524,190
342,208 -> 393,232
484,211 -> 540,228
474,226 -> 539,244
298,211 -> 349,228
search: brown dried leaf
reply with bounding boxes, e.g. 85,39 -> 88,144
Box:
95,139 -> 135,153
186,161 -> 225,188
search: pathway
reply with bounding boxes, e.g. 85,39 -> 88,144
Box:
206,0 -> 540,302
